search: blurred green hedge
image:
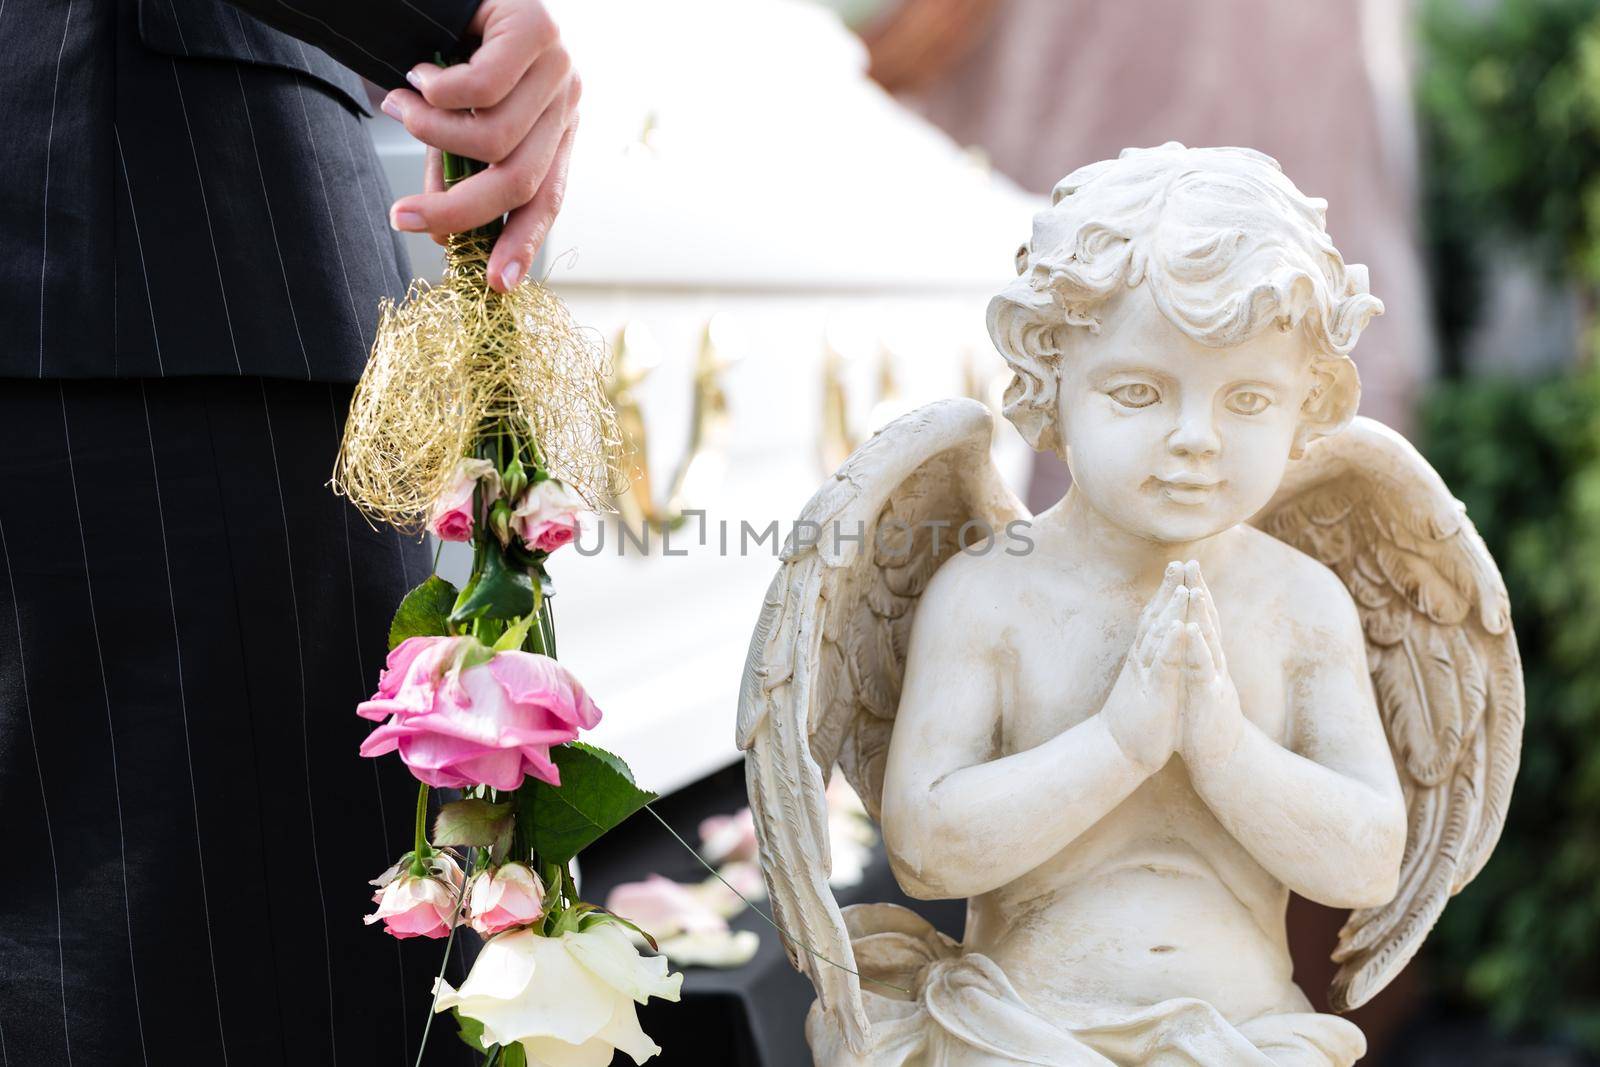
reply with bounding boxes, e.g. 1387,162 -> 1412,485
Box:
1419,0 -> 1600,368
1421,373 -> 1600,1050
1417,0 -> 1600,1050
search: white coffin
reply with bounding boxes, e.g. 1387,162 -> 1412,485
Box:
369,0 -> 1042,794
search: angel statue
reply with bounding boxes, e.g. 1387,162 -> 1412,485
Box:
736,144 -> 1524,1066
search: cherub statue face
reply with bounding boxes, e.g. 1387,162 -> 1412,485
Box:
1057,286 -> 1318,544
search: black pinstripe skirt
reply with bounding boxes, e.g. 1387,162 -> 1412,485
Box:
0,378 -> 472,1066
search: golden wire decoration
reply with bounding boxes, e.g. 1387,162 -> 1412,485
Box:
333,231 -> 626,532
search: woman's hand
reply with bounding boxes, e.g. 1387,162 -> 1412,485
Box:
381,0 -> 580,292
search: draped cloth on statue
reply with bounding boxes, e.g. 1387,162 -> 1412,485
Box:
807,905 -> 1365,1067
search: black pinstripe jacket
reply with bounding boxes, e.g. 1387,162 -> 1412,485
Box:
0,0 -> 477,381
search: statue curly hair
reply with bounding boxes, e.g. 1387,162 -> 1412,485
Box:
987,143 -> 1383,459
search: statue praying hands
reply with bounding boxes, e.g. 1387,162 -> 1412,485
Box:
737,144 -> 1524,1066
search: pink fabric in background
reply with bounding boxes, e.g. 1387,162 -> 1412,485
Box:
893,0 -> 1431,507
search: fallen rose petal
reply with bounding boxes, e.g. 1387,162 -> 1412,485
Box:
698,808 -> 758,866
656,929 -> 761,969
605,875 -> 728,941
692,861 -> 766,919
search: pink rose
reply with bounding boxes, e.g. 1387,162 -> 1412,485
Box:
529,513 -> 579,553
511,479 -> 587,554
467,862 -> 546,936
427,458 -> 500,542
357,635 -> 602,790
365,853 -> 464,940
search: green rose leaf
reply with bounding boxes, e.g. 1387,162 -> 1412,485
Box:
586,909 -> 660,952
522,743 -> 656,866
454,1010 -> 488,1053
450,543 -> 535,625
500,1043 -> 528,1067
433,798 -> 515,857
491,612 -> 537,653
388,575 -> 460,649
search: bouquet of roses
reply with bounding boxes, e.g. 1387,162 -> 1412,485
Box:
336,146 -> 677,1066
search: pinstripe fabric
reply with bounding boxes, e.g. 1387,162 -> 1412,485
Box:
0,521 -> 72,1064
0,379 -> 470,1065
36,0 -> 76,378
114,125 -> 167,376
257,380 -> 341,1064
58,386 -> 152,1065
326,387 -> 416,1064
138,380 -> 230,1062
0,0 -> 477,381
4,0 -> 485,1058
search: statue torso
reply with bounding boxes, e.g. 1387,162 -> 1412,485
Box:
954,531 -> 1318,1023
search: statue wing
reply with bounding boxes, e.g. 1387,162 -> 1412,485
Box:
735,398 -> 1028,1051
1251,416 -> 1525,1011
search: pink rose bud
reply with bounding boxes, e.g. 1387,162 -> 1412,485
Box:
427,458 -> 500,542
467,862 -> 546,936
511,479 -> 588,555
530,512 -> 579,553
358,635 -> 603,790
365,853 -> 464,940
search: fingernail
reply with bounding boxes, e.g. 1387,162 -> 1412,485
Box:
391,209 -> 426,232
380,92 -> 403,121
500,260 -> 523,290
406,68 -> 425,90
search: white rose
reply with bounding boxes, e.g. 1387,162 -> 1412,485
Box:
435,922 -> 683,1066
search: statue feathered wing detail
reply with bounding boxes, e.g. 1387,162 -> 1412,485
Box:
1251,416 -> 1524,1012
735,398 -> 1028,1052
